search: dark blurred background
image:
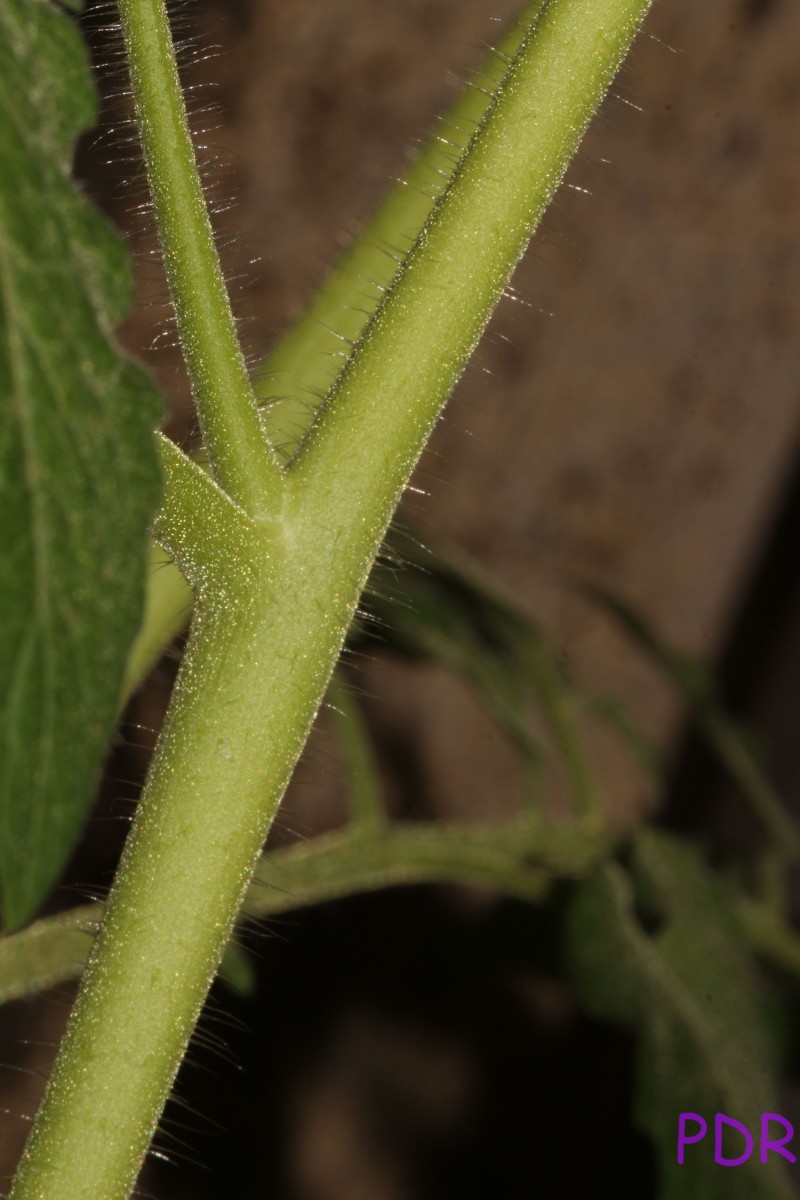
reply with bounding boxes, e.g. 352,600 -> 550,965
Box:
2,0 -> 799,1195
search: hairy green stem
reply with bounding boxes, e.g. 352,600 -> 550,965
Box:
121,1 -> 549,696
120,0 -> 550,693
11,2 -> 652,1195
256,0 -> 546,449
290,0 -> 650,494
117,0 -> 282,515
10,583 -> 285,1196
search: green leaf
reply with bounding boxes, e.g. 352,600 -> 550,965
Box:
0,0 -> 162,927
567,830 -> 792,1200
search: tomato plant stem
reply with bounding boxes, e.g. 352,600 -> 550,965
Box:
117,0 -> 283,516
10,2 -> 652,1195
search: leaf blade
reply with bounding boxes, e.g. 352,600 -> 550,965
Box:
0,0 -> 163,927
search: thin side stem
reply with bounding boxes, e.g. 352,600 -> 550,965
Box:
0,905 -> 101,1005
523,637 -> 604,819
9,830 -> 800,1007
256,0 -> 547,455
327,680 -> 386,832
250,817 -> 607,912
0,816 -> 610,1005
117,0 -> 282,516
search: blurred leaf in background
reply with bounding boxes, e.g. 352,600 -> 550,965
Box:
567,829 -> 792,1200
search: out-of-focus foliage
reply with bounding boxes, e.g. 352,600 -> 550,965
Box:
568,830 -> 793,1199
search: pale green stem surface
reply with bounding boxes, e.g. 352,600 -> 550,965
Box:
10,2 -> 652,1196
116,0 -> 282,515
